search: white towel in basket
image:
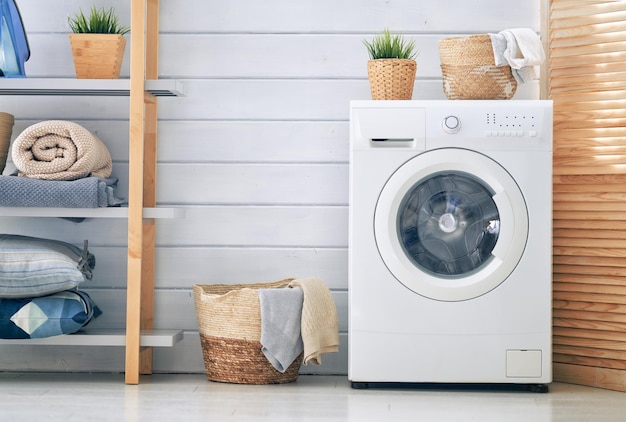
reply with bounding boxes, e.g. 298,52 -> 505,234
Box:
288,277 -> 339,366
489,28 -> 545,83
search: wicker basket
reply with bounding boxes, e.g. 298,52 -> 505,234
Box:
367,59 -> 417,100
438,34 -> 517,100
0,112 -> 14,174
193,279 -> 303,384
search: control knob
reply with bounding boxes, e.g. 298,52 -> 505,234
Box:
442,115 -> 461,134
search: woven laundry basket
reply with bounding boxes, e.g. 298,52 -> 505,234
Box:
193,279 -> 303,384
0,112 -> 14,174
367,59 -> 417,100
438,34 -> 517,100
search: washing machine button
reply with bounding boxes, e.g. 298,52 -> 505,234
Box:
442,115 -> 461,134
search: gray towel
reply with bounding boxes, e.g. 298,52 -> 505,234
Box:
258,287 -> 304,373
0,174 -> 126,207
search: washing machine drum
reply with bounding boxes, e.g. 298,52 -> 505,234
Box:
374,148 -> 528,301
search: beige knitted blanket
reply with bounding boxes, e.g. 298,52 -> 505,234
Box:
11,120 -> 112,181
289,277 -> 339,365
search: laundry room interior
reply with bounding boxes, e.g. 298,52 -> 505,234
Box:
1,0 -> 626,420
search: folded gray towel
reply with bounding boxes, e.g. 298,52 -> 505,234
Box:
258,287 -> 304,373
0,174 -> 126,207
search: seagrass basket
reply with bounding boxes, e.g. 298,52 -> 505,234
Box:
0,112 -> 14,174
193,279 -> 303,384
367,59 -> 417,100
438,34 -> 517,100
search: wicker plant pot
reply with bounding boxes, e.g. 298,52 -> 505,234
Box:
0,112 -> 14,174
69,34 -> 126,79
193,279 -> 303,385
367,59 -> 417,100
438,34 -> 517,100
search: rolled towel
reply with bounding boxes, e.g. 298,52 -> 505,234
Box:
288,277 -> 339,365
11,120 -> 112,181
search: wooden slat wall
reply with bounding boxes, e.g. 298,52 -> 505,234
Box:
550,0 -> 626,391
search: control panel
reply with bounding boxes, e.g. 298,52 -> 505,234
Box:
438,108 -> 545,139
349,100 -> 552,151
484,111 -> 539,137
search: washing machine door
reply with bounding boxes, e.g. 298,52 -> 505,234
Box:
374,148 -> 528,301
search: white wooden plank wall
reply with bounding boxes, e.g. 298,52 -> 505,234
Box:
0,0 -> 541,374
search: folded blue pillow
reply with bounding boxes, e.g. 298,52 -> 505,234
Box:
0,290 -> 101,339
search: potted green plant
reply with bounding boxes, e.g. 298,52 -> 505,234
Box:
68,6 -> 130,79
363,29 -> 418,100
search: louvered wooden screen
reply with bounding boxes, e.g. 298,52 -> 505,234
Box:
550,0 -> 626,391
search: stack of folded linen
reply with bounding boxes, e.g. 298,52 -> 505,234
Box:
1,120 -> 125,208
0,234 -> 101,339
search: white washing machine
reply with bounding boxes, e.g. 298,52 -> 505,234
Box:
348,100 -> 552,389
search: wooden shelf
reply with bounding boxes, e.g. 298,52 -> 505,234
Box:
0,207 -> 184,219
0,78 -> 184,97
0,329 -> 184,347
0,0 -> 171,385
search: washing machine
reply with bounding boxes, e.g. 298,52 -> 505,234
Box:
348,100 -> 552,389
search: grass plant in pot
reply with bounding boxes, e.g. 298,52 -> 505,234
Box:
363,29 -> 418,100
68,6 -> 130,79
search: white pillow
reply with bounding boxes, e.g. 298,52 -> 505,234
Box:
0,234 -> 94,298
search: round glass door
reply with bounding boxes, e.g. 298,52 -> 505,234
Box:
398,172 -> 500,277
374,148 -> 528,301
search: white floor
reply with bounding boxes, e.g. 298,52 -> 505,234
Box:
1,373 -> 625,421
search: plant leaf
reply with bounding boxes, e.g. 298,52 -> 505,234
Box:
363,28 -> 418,60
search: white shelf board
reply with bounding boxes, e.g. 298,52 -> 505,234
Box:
0,206 -> 184,219
0,329 -> 184,347
0,78 -> 184,97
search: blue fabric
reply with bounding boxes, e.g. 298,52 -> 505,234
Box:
0,0 -> 30,77
0,290 -> 101,339
0,234 -> 95,298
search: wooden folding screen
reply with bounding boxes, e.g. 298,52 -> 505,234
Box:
549,0 -> 626,391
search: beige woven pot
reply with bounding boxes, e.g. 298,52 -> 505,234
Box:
438,34 -> 517,100
0,112 -> 14,174
367,59 -> 417,100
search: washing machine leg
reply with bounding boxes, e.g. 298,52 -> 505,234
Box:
527,384 -> 549,393
351,382 -> 370,389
